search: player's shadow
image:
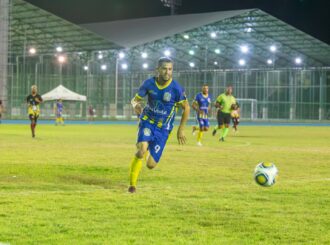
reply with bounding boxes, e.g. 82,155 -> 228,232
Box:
59,175 -> 116,189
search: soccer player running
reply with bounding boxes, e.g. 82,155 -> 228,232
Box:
54,99 -> 65,126
26,85 -> 43,138
212,85 -> 237,141
128,57 -> 190,193
191,84 -> 211,146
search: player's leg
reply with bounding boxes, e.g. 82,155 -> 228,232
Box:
232,117 -> 237,131
192,116 -> 199,136
220,113 -> 230,141
197,119 -> 204,145
146,129 -> 169,169
212,110 -> 221,136
29,114 -> 35,138
129,141 -> 149,192
55,115 -> 59,125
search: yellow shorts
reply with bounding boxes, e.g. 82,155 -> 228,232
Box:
28,107 -> 40,118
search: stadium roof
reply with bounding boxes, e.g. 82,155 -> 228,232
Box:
10,0 -> 123,55
82,9 -> 330,69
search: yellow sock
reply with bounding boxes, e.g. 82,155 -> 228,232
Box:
129,156 -> 143,187
197,131 -> 203,142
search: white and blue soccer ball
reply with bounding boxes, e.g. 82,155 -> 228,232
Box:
254,162 -> 278,187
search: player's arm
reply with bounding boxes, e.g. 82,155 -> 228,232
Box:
177,100 -> 190,145
191,100 -> 200,113
236,102 -> 240,113
35,95 -> 43,103
214,96 -> 223,110
131,95 -> 143,116
131,81 -> 148,116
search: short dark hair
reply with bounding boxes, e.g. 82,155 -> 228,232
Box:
158,57 -> 173,67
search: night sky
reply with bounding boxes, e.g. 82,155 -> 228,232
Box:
25,0 -> 330,45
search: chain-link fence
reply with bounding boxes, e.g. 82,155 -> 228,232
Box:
5,55 -> 330,121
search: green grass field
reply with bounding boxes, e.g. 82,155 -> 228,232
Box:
0,124 -> 329,244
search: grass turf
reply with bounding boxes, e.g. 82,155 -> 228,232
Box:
0,124 -> 329,244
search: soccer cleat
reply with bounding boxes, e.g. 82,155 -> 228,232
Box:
212,129 -> 217,136
197,141 -> 202,146
128,186 -> 136,193
192,127 -> 197,136
219,137 -> 224,142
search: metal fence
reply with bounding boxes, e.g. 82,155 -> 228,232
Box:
5,54 -> 330,121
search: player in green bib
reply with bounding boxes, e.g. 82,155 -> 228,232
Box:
212,86 -> 237,141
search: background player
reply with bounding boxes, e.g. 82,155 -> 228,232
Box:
54,99 -> 65,126
26,85 -> 43,138
231,102 -> 240,132
128,57 -> 190,193
212,85 -> 237,141
191,84 -> 211,146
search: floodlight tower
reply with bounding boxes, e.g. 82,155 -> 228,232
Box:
161,0 -> 182,15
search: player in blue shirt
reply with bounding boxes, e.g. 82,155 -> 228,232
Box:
54,99 -> 64,126
128,57 -> 190,193
192,85 -> 211,146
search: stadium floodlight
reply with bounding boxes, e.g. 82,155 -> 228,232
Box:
214,61 -> 218,65
210,32 -> 217,38
118,52 -> 125,59
270,45 -> 277,53
97,54 -> 103,59
295,57 -> 302,65
240,45 -> 249,54
141,52 -> 148,59
245,27 -> 252,33
121,63 -> 128,70
164,50 -> 171,57
189,50 -> 195,55
238,59 -> 246,66
56,46 -> 63,52
267,59 -> 273,65
189,62 -> 195,68
28,47 -> 36,55
214,48 -> 221,54
101,64 -> 107,70
142,63 -> 148,69
83,65 -> 89,71
183,34 -> 189,39
57,55 -> 66,63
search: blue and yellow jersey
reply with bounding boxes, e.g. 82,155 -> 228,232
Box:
193,93 -> 211,119
56,102 -> 63,113
135,77 -> 187,131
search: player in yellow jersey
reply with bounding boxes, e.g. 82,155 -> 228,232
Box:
231,102 -> 240,132
26,85 -> 43,138
212,86 -> 237,141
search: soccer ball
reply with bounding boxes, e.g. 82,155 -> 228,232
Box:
254,162 -> 278,187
